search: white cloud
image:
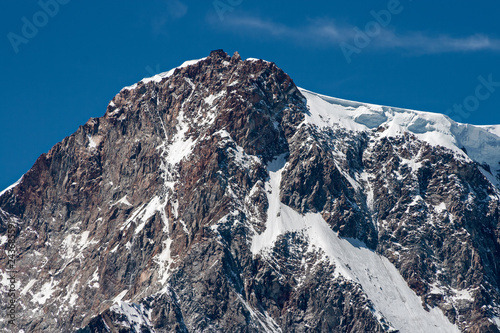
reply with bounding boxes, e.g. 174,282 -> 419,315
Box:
374,31 -> 500,53
152,0 -> 188,34
220,16 -> 347,43
166,0 -> 188,19
218,15 -> 500,54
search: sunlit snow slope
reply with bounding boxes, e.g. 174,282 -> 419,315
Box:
251,155 -> 460,333
299,88 -> 500,190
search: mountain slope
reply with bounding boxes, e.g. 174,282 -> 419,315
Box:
1,50 -> 499,332
299,88 -> 500,190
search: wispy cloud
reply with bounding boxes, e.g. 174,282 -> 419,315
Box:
152,0 -> 188,34
166,0 -> 188,19
218,16 -> 348,44
371,30 -> 500,53
218,16 -> 500,54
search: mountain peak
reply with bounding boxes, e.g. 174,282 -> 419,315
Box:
209,48 -> 230,59
2,50 -> 500,332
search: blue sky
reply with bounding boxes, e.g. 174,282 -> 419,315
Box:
1,0 -> 500,191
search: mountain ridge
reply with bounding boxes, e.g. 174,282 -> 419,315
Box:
2,53 -> 500,197
1,49 -> 499,332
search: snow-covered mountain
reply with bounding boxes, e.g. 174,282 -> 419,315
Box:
300,88 -> 500,189
1,50 -> 499,332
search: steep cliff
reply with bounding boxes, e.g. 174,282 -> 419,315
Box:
1,50 -> 500,332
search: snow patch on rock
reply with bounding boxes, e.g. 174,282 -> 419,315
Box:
0,176 -> 22,197
32,278 -> 58,305
122,58 -> 207,91
110,301 -> 156,333
251,155 -> 460,333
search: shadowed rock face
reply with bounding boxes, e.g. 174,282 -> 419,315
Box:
1,50 -> 499,332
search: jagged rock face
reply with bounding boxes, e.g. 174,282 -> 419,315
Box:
1,50 -> 500,332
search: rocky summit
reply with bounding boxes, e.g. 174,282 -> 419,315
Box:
1,49 -> 500,332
